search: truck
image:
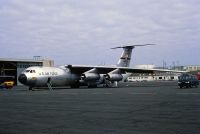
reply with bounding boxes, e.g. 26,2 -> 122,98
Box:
178,74 -> 199,88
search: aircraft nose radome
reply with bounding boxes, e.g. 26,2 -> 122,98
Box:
18,74 -> 27,84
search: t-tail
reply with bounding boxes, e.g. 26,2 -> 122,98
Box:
111,44 -> 156,67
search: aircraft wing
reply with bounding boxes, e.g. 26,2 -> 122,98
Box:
65,65 -> 187,74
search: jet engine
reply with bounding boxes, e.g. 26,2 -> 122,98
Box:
104,74 -> 123,81
81,73 -> 100,81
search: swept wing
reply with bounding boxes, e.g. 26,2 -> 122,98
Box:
66,65 -> 186,74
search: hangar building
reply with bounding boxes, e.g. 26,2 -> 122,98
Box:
0,58 -> 54,85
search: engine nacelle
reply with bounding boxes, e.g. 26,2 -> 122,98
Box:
104,74 -> 123,81
81,73 -> 100,81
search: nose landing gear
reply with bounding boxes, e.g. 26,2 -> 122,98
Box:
47,77 -> 53,90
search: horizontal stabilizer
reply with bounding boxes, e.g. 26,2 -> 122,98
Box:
111,44 -> 156,49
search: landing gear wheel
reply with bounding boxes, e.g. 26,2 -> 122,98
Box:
29,87 -> 33,90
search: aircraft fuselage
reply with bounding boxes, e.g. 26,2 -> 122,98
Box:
18,66 -> 80,88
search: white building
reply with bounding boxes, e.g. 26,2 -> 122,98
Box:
127,64 -> 180,82
134,64 -> 155,69
184,65 -> 200,72
127,74 -> 179,82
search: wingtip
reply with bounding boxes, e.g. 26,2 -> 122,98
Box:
110,47 -> 122,49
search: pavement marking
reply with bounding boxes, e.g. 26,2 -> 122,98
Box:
91,92 -> 101,94
104,93 -> 113,95
129,93 -> 156,95
176,93 -> 200,95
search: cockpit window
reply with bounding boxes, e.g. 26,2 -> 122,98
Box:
25,70 -> 36,73
30,70 -> 36,73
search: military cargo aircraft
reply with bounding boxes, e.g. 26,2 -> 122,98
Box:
18,44 -> 185,90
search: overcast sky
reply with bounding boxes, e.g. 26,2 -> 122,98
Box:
0,0 -> 200,67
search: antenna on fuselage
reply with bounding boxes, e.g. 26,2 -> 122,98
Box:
111,44 -> 156,67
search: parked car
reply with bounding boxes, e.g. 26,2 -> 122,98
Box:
0,76 -> 15,89
178,74 -> 199,88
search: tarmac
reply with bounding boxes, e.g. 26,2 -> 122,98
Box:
0,81 -> 200,134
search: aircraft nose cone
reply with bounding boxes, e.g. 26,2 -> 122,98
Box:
18,74 -> 27,84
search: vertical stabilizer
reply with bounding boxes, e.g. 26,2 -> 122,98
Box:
111,44 -> 155,67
